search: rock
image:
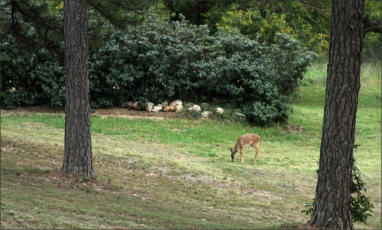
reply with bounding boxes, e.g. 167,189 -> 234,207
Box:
188,104 -> 201,113
152,105 -> 162,113
216,107 -> 224,114
201,111 -> 212,118
132,101 -> 139,110
163,106 -> 175,112
161,101 -> 168,107
200,103 -> 209,108
122,101 -> 134,109
174,104 -> 183,113
235,112 -> 246,118
146,102 -> 154,112
169,99 -> 182,107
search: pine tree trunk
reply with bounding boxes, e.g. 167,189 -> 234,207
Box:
62,0 -> 93,176
309,0 -> 365,229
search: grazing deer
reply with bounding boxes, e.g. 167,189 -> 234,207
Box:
230,134 -> 261,164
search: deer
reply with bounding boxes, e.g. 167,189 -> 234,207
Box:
230,134 -> 261,164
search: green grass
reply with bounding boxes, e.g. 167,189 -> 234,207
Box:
1,62 -> 380,229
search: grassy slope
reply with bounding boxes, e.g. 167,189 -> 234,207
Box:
1,63 -> 380,229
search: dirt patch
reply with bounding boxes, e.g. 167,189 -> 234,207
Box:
1,105 -> 64,116
95,108 -> 183,120
43,170 -> 123,194
1,105 -> 184,120
1,138 -> 122,194
252,189 -> 278,199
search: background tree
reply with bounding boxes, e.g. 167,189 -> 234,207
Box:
62,0 -> 93,176
308,0 -> 381,228
163,0 -> 331,57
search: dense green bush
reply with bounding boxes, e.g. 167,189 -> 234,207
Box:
89,15 -> 211,107
1,15 -> 314,125
90,15 -> 314,125
0,37 -> 65,109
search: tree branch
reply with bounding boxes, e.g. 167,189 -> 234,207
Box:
364,19 -> 382,34
88,0 -> 127,30
11,0 -> 63,34
10,0 -> 64,61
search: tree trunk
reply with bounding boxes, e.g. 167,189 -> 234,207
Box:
62,0 -> 93,176
309,0 -> 364,229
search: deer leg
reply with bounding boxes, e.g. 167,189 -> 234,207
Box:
253,144 -> 260,165
240,148 -> 244,163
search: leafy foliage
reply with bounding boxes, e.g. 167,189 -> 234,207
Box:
216,1 -> 330,58
2,14 -> 314,125
163,0 -> 331,57
350,163 -> 375,223
90,15 -> 314,125
0,36 -> 64,108
363,0 -> 382,61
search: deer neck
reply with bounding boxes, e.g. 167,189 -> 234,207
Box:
233,143 -> 240,153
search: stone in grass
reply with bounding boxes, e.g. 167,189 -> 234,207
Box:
188,104 -> 201,113
169,100 -> 182,107
152,104 -> 163,113
146,102 -> 154,112
216,107 -> 224,114
235,112 -> 246,118
174,104 -> 183,113
201,111 -> 212,118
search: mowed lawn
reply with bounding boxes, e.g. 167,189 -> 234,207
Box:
1,63 -> 380,229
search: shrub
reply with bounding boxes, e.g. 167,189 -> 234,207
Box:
0,36 -> 65,108
89,15 -> 212,107
350,163 -> 374,223
90,15 -> 314,125
2,14 -> 314,125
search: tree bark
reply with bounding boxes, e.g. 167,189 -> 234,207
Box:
62,0 -> 93,176
309,0 -> 365,229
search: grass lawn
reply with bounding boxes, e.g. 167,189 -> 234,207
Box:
1,62 -> 380,229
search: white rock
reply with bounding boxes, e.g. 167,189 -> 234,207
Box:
235,112 -> 246,118
169,99 -> 182,107
201,111 -> 212,118
174,104 -> 183,113
146,102 -> 154,112
188,104 -> 201,113
152,105 -> 162,113
216,107 -> 224,114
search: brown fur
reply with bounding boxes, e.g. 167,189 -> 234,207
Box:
230,134 -> 261,164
